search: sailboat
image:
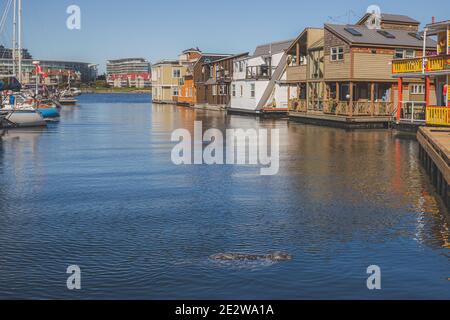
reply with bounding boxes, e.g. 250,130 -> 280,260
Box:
0,0 -> 46,128
58,72 -> 78,106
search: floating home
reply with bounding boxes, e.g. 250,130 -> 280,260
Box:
198,53 -> 248,110
229,39 -> 293,115
287,13 -> 436,128
152,48 -> 202,104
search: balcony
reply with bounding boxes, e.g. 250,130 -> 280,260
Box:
246,65 -> 275,80
392,54 -> 450,75
323,100 -> 394,116
286,65 -> 307,82
215,69 -> 231,82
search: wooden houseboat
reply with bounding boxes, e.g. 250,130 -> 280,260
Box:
198,53 -> 248,110
287,13 -> 436,128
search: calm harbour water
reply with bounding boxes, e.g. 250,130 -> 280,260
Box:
0,93 -> 449,299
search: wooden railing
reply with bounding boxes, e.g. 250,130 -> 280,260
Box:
426,106 -> 450,126
392,54 -> 450,75
288,98 -> 307,112
323,100 -> 394,116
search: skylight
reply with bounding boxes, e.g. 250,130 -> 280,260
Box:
408,32 -> 423,41
377,30 -> 396,39
344,28 -> 362,37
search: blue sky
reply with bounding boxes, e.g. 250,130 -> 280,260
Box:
1,0 -> 449,73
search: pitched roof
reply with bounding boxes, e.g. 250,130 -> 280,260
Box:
381,13 -> 420,25
309,38 -> 324,50
252,39 -> 294,57
207,52 -> 249,64
325,24 -> 436,48
357,13 -> 420,26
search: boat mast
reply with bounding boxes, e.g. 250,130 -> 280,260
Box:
18,0 -> 22,83
12,0 -> 16,76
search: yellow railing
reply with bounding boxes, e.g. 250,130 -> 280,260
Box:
392,58 -> 423,74
428,56 -> 446,71
426,106 -> 450,126
392,55 -> 450,74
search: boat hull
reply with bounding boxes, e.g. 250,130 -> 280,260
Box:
59,99 -> 77,106
37,107 -> 60,119
4,110 -> 47,127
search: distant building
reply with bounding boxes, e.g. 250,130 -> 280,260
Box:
106,58 -> 151,88
0,44 -> 98,85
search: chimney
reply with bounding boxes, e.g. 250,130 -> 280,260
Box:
432,16 -> 436,23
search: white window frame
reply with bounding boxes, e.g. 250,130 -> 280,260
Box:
212,85 -> 217,96
411,84 -> 425,95
395,49 -> 416,59
172,87 -> 179,97
330,47 -> 344,61
172,68 -> 181,78
232,84 -> 236,97
250,83 -> 256,98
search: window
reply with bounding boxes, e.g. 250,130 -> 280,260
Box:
240,85 -> 243,97
219,85 -> 227,96
330,47 -> 344,61
377,30 -> 396,39
405,49 -> 415,58
232,84 -> 236,97
409,32 -> 423,41
172,69 -> 181,78
411,84 -> 425,95
212,85 -> 217,96
344,27 -> 362,37
299,55 -> 307,66
250,83 -> 255,98
239,61 -> 244,72
189,87 -> 193,97
395,49 -> 416,59
172,87 -> 179,96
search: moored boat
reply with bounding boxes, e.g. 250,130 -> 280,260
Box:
35,106 -> 60,120
58,90 -> 77,106
3,108 -> 46,128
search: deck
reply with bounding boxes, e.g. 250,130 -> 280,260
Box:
417,127 -> 450,209
289,111 -> 392,129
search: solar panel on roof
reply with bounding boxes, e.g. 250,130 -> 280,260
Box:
344,28 -> 362,37
377,30 -> 396,39
408,32 -> 423,41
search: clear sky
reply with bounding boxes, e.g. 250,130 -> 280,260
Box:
1,0 -> 449,73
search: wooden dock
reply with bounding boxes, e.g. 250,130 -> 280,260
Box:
289,112 -> 392,129
417,127 -> 450,209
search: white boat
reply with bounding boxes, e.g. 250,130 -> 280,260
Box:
1,93 -> 46,128
3,108 -> 46,127
69,87 -> 82,96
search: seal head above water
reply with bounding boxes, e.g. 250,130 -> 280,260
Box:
211,252 -> 292,262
